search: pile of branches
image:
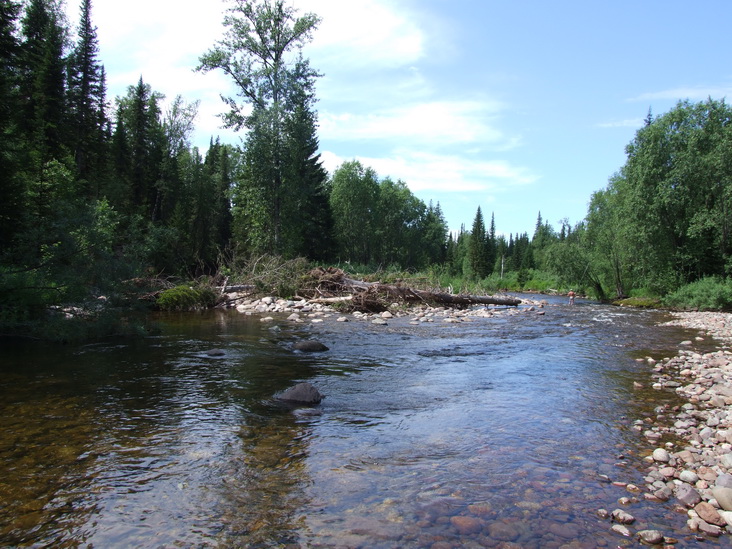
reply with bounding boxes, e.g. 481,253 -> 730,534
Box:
297,267 -> 520,313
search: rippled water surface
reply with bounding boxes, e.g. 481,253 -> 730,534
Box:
0,297 -> 724,547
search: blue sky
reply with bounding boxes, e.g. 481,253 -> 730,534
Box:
68,0 -> 732,236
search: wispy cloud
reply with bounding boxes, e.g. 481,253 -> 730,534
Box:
320,150 -> 538,193
629,85 -> 732,102
596,118 -> 644,129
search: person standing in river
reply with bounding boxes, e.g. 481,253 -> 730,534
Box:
568,290 -> 576,305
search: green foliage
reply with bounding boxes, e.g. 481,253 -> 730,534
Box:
328,161 -> 448,270
662,277 -> 732,311
157,285 -> 218,311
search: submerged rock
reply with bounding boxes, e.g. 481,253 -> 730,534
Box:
205,348 -> 225,357
292,340 -> 329,352
278,382 -> 323,405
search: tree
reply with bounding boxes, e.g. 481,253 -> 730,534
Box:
0,0 -> 24,247
198,0 -> 321,255
467,207 -> 488,279
616,99 -> 732,290
67,0 -> 107,191
485,212 -> 496,276
328,160 -> 379,265
19,0 -> 68,165
279,56 -> 331,260
113,77 -> 165,219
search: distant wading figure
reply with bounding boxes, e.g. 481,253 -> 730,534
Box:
568,290 -> 576,306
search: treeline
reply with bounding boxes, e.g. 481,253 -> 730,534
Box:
544,99 -> 732,302
0,0 -> 449,329
450,98 -> 732,304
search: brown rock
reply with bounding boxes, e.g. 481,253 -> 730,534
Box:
695,502 -> 726,526
488,521 -> 519,541
450,515 -> 484,535
548,521 -> 579,539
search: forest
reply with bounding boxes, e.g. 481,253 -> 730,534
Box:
2,0 -> 732,339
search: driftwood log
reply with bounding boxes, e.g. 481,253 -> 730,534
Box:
302,267 -> 520,312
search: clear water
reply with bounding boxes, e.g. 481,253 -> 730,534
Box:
0,296 -> 722,547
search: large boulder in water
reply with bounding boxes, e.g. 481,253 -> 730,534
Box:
292,340 -> 329,352
278,382 -> 323,405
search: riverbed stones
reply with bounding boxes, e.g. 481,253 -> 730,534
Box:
277,382 -> 323,405
652,448 -> 670,462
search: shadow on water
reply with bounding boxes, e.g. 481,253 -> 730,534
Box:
0,302 -> 726,547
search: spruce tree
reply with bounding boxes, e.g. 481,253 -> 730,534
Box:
0,0 -> 23,247
67,0 -> 107,191
468,206 -> 488,279
19,0 -> 68,165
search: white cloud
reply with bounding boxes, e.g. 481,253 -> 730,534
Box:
299,0 -> 425,70
320,100 -> 508,145
319,150 -> 538,193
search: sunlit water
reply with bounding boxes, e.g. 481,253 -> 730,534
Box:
0,296 -> 724,547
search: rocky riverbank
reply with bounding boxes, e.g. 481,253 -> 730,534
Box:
621,312 -> 732,542
224,294 -> 548,324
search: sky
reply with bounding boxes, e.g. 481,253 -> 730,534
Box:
64,0 -> 732,236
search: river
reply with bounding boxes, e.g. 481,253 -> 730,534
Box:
0,296 -> 725,547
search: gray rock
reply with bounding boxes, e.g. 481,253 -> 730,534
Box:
712,486 -> 732,511
716,473 -> 732,489
292,340 -> 329,352
652,448 -> 670,462
675,483 -> 702,507
721,453 -> 732,469
637,530 -> 664,545
611,509 -> 635,524
205,348 -> 225,356
697,519 -> 722,537
278,382 -> 323,404
611,524 -> 632,537
679,470 -> 699,484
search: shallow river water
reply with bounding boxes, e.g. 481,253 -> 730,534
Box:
0,296 -> 728,547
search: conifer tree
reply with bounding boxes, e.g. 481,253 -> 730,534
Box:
468,206 -> 488,279
19,0 -> 68,165
67,0 -> 107,191
0,0 -> 23,247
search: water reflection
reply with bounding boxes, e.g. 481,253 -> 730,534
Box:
0,302 -> 724,547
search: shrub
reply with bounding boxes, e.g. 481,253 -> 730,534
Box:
157,285 -> 218,311
662,277 -> 732,311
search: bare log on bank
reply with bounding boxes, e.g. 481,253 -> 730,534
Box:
303,267 -> 521,312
